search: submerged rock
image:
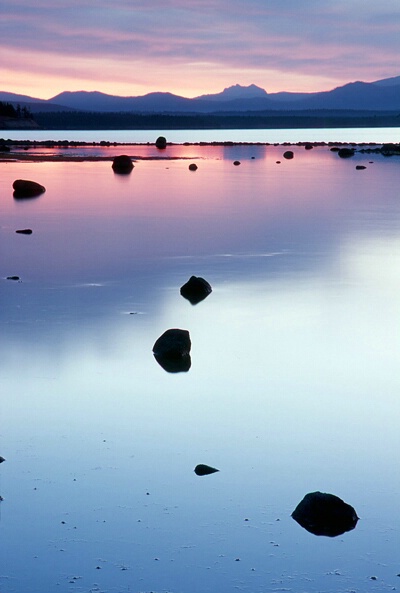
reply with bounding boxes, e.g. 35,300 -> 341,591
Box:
16,229 -> 33,234
337,148 -> 355,158
194,464 -> 219,476
155,136 -> 167,149
180,276 -> 212,305
380,143 -> 400,156
13,179 -> 46,198
283,150 -> 294,159
292,491 -> 358,537
112,155 -> 134,174
153,329 -> 191,373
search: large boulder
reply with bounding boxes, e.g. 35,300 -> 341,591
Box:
292,491 -> 358,537
153,329 -> 191,373
180,276 -> 212,305
112,155 -> 134,174
155,136 -> 167,149
13,179 -> 45,198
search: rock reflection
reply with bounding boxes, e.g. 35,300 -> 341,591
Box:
292,491 -> 358,537
153,352 -> 191,373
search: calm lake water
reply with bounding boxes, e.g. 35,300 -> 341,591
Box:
4,126 -> 400,145
1,144 -> 400,593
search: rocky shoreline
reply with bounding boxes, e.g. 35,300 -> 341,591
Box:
0,138 -> 399,162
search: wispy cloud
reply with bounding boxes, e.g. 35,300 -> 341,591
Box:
1,0 -> 399,97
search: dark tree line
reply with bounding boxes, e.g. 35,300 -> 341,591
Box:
0,101 -> 33,119
34,109 -> 400,130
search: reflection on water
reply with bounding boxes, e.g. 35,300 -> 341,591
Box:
1,146 -> 400,592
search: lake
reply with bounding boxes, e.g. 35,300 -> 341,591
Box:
1,143 -> 400,593
4,125 -> 400,145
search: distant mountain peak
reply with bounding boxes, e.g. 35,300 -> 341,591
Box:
196,84 -> 268,101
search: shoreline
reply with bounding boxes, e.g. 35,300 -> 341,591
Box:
1,139 -> 397,163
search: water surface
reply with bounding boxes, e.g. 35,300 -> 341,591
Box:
1,145 -> 399,592
5,125 -> 400,144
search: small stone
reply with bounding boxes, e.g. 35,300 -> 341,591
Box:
112,155 -> 134,174
0,456 -> 5,463
188,163 -> 198,171
13,179 -> 46,198
233,160 -> 241,166
194,464 -> 219,476
283,150 -> 294,159
338,147 -> 355,158
153,329 -> 192,373
6,276 -> 20,281
16,229 -> 33,234
180,275 -> 212,305
356,165 -> 366,170
155,136 -> 167,149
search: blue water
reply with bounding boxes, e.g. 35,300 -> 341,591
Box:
1,145 -> 400,592
3,126 -> 400,144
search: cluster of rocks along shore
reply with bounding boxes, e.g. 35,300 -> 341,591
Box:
1,137 -> 400,152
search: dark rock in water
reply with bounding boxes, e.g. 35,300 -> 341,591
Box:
304,143 -> 313,150
0,456 -> 5,463
338,148 -> 355,158
283,150 -> 294,159
153,329 -> 191,372
330,147 -> 340,152
153,328 -> 191,358
188,163 -> 198,171
380,143 -> 400,156
180,275 -> 212,305
194,464 -> 219,476
356,165 -> 366,170
155,136 -> 167,149
13,179 -> 46,198
16,229 -> 33,235
6,276 -> 20,281
233,160 -> 241,166
112,155 -> 134,174
292,491 -> 358,537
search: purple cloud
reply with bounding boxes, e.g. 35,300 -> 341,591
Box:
1,0 -> 399,97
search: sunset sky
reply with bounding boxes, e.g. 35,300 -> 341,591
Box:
1,0 -> 400,99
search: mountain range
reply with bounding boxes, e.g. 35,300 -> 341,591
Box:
1,76 -> 400,114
